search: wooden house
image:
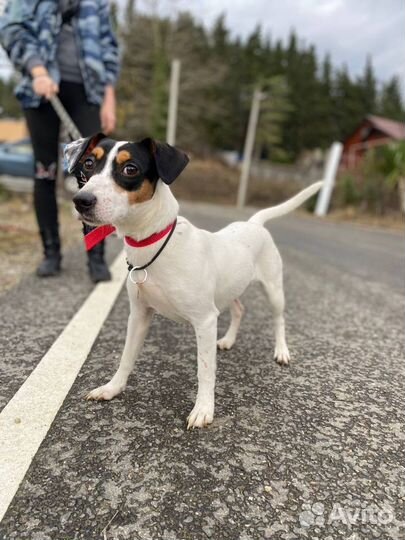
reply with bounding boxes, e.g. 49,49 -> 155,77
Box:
342,115 -> 405,168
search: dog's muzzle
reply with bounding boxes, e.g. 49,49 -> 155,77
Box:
73,191 -> 97,214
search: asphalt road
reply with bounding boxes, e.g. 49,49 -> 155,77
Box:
0,202 -> 404,540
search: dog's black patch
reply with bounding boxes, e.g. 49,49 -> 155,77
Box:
66,132 -> 106,175
142,138 -> 189,185
111,142 -> 158,192
77,137 -> 116,186
110,138 -> 189,190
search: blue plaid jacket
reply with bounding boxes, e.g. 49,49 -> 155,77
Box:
0,0 -> 119,108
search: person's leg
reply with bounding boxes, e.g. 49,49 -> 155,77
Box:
59,81 -> 111,282
24,104 -> 62,277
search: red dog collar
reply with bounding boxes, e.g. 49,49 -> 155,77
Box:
124,221 -> 176,248
84,221 -> 177,251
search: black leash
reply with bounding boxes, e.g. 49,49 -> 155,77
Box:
127,218 -> 177,273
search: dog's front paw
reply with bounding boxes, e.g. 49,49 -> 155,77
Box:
187,400 -> 214,429
85,382 -> 124,401
274,343 -> 290,366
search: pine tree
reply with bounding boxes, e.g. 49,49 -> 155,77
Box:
333,65 -> 364,140
150,15 -> 169,140
314,54 -> 338,146
243,25 -> 264,84
378,76 -> 404,121
208,14 -> 239,149
272,39 -> 284,76
360,56 -> 377,113
115,8 -> 155,139
211,14 -> 228,55
283,34 -> 320,156
256,75 -> 291,160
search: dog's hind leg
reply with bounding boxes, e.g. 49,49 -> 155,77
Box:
86,303 -> 153,401
217,299 -> 244,350
187,312 -> 218,429
256,245 -> 290,366
263,280 -> 290,365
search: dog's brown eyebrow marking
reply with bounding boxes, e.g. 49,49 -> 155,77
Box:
116,150 -> 131,164
91,146 -> 105,160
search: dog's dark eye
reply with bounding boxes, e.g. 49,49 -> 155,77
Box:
83,157 -> 95,171
122,164 -> 138,177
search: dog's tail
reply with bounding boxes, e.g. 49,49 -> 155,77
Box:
248,180 -> 323,226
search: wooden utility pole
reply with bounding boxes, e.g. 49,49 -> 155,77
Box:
237,88 -> 263,208
166,59 -> 181,146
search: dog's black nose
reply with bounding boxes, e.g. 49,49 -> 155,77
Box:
73,191 -> 97,213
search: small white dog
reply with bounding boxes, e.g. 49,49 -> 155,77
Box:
65,134 -> 322,429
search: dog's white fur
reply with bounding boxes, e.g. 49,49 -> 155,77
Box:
74,141 -> 322,428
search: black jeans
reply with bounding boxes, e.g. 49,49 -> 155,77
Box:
24,81 -> 100,239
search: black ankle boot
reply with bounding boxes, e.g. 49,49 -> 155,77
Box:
37,229 -> 62,277
87,241 -> 111,283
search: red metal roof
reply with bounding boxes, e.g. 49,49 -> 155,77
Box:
367,115 -> 405,140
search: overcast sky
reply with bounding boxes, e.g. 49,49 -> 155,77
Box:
1,0 -> 404,94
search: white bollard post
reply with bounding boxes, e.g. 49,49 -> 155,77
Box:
315,141 -> 343,216
166,59 -> 181,146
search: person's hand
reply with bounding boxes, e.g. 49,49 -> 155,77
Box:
31,66 -> 58,99
100,85 -> 116,134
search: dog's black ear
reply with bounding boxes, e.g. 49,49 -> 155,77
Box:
141,138 -> 189,184
64,132 -> 106,174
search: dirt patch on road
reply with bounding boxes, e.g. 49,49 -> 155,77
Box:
0,190 -> 82,294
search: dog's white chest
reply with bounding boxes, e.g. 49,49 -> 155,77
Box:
128,278 -> 187,323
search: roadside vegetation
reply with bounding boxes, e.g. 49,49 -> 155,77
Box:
334,142 -> 405,217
